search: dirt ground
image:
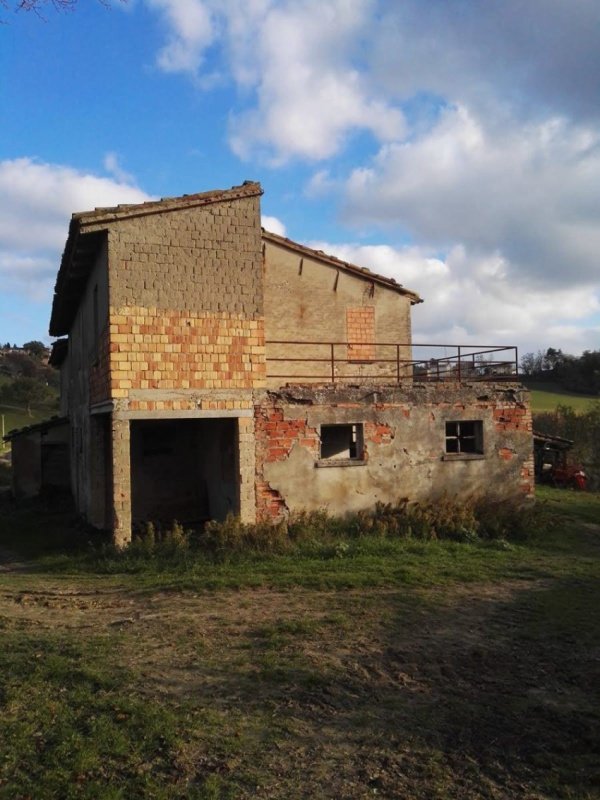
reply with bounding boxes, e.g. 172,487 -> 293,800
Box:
1,566 -> 597,800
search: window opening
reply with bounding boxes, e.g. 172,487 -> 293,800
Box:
320,423 -> 364,461
445,420 -> 483,454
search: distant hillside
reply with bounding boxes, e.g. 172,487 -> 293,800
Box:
0,344 -> 59,448
521,379 -> 598,414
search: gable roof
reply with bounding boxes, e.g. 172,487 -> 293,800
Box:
262,230 -> 422,304
49,182 -> 263,336
49,181 -> 421,337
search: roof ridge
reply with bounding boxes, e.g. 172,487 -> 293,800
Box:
75,181 -> 263,225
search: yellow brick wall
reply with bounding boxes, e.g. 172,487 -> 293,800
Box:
107,306 -> 266,407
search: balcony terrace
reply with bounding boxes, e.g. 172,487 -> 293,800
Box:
265,341 -> 519,386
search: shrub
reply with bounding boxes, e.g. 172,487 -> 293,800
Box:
201,513 -> 291,557
128,520 -> 192,558
196,495 -> 530,557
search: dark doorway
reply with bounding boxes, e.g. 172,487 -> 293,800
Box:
130,418 -> 238,527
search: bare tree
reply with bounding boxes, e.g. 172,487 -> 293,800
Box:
1,0 -> 122,16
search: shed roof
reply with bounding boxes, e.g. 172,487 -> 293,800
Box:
49,180 -> 421,337
3,415 -> 68,443
262,230 -> 422,304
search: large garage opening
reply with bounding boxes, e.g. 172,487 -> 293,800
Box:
130,418 -> 238,528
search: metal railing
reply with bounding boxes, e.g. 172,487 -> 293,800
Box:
265,341 -> 519,385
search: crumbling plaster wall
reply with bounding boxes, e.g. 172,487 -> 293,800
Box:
263,240 -> 413,386
255,383 -> 534,520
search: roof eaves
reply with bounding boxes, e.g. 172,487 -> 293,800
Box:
76,181 -> 263,228
3,415 -> 68,443
262,229 -> 422,304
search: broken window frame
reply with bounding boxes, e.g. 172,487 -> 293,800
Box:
444,420 -> 484,457
317,423 -> 366,467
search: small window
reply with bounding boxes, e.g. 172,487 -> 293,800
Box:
445,420 -> 483,455
320,424 -> 364,461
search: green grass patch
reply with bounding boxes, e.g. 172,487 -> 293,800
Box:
0,404 -> 59,454
0,488 -> 599,798
522,379 -> 598,413
0,489 -> 598,594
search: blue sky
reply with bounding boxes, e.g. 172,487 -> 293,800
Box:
2,0 -> 600,356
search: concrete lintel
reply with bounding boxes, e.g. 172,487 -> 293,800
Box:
128,388 -> 255,402
114,409 -> 254,420
90,401 -> 114,415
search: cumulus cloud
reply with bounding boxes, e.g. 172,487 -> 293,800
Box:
0,158 -> 152,304
371,0 -> 600,126
146,0 -> 405,161
140,0 -> 600,351
261,215 -> 286,237
343,106 -> 600,290
310,241 -> 600,354
144,0 -> 215,74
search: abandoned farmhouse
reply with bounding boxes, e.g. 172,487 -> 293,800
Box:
7,182 -> 533,545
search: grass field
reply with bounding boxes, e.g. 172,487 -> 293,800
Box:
0,404 -> 59,453
522,379 -> 598,413
0,486 -> 599,799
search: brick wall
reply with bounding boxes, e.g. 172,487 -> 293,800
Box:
254,383 -> 534,522
263,239 -> 413,386
254,403 -> 319,520
347,306 -> 375,361
493,403 -> 535,495
108,195 -> 262,315
87,193 -> 267,406
89,324 -> 111,405
107,308 -> 265,405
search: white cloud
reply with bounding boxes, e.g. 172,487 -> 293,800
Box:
343,106 -> 600,289
136,0 -> 600,353
261,215 -> 286,237
146,0 -> 405,162
103,152 -> 136,185
145,0 -> 215,74
0,158 -> 152,304
309,240 -> 600,355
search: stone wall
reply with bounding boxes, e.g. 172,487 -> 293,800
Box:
100,193 -> 266,410
263,239 -> 413,386
254,383 -> 534,520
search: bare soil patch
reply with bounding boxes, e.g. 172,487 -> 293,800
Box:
2,575 -> 596,798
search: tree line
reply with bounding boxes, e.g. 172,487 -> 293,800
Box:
0,342 -> 58,415
520,347 -> 600,395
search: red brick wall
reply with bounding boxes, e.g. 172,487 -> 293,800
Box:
254,405 -> 319,520
493,404 -> 534,495
107,307 -> 265,408
346,306 -> 375,361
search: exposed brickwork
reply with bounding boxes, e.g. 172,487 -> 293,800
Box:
364,421 -> 394,445
254,404 -> 319,520
493,405 -> 532,432
107,307 -> 265,400
493,403 -> 534,494
256,480 -> 288,521
254,383 -> 535,521
347,306 -> 375,361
